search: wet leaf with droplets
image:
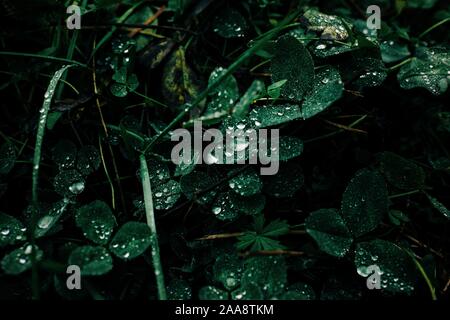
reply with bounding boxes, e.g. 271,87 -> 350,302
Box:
397,47 -> 449,95
241,256 -> 287,298
425,193 -> 450,219
147,157 -> 171,185
213,254 -> 242,290
68,245 -> 113,276
305,208 -> 353,257
205,67 -> 239,117
212,8 -> 248,38
109,222 -> 152,260
351,57 -> 388,88
380,40 -> 410,63
228,169 -> 262,196
174,149 -> 200,177
0,212 -> 26,247
75,200 -> 115,245
378,152 -> 425,190
34,199 -> 70,238
1,243 -> 43,275
53,169 -> 85,197
153,180 -> 181,210
301,67 -> 343,119
341,168 -> 388,237
300,9 -> 350,41
249,104 -> 302,128
271,35 -> 315,101
277,136 -> 304,161
355,239 -> 417,294
211,191 -> 240,221
76,145 -> 100,176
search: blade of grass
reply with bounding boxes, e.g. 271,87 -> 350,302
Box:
139,154 -> 167,300
31,64 -> 74,300
0,51 -> 86,68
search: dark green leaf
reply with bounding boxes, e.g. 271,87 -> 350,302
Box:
341,168 -> 388,237
306,208 -> 353,257
68,246 -> 113,276
271,35 -> 315,101
109,222 -> 152,260
75,200 -> 115,245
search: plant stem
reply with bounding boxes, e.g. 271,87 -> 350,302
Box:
141,8 -> 302,155
31,64 -> 74,300
388,189 -> 421,199
0,51 -> 86,68
403,249 -> 437,300
418,17 -> 450,39
388,57 -> 413,71
139,154 -> 167,300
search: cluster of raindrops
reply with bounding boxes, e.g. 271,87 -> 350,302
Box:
398,50 -> 450,95
228,169 -> 262,196
1,243 -> 43,275
212,8 -> 247,38
153,180 -> 181,210
205,67 -> 239,116
53,169 -> 85,197
301,67 -> 343,120
0,212 -> 26,246
198,286 -> 228,300
213,254 -> 243,291
211,192 -> 240,221
167,279 -> 192,300
249,104 -> 302,128
75,200 -> 115,245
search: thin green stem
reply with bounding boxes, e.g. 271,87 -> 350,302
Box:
389,189 -> 421,199
388,57 -> 414,71
418,17 -> 450,39
0,51 -> 87,68
403,249 -> 437,300
139,154 -> 167,300
305,115 -> 368,143
31,64 -> 74,300
141,8 -> 302,154
131,90 -> 169,109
